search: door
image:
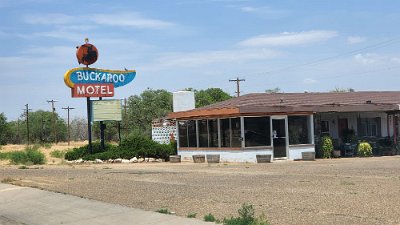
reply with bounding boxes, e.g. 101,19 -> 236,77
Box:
338,118 -> 348,140
272,117 -> 287,158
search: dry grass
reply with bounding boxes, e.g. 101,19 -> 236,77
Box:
0,141 -> 87,165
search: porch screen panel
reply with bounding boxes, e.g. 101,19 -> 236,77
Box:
187,120 -> 197,147
244,117 -> 271,147
220,118 -> 231,147
178,121 -> 188,147
231,117 -> 242,147
208,119 -> 218,147
198,119 -> 208,147
288,116 -> 311,145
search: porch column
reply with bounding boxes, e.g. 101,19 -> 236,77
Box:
387,114 -> 390,138
310,114 -> 315,144
394,115 -> 398,145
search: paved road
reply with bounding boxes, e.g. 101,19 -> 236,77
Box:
0,183 -> 213,225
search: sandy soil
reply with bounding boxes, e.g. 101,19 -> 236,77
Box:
1,156 -> 400,225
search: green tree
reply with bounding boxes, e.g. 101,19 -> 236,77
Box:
330,87 -> 355,92
11,110 -> 67,144
126,89 -> 173,137
265,87 -> 282,94
0,113 -> 10,145
194,88 -> 232,108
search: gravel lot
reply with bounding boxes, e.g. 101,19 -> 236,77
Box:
1,156 -> 400,225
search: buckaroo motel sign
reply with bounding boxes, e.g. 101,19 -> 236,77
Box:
64,39 -> 136,152
64,67 -> 136,98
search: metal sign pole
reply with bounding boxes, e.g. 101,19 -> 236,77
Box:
87,97 -> 92,154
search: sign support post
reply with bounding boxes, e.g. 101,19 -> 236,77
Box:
87,97 -> 92,154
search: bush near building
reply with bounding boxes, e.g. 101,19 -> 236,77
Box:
64,133 -> 175,161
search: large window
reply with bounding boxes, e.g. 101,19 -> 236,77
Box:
244,117 -> 271,147
198,120 -> 208,147
220,117 -> 241,147
288,116 -> 311,145
358,117 -> 381,137
178,120 -> 197,147
198,119 -> 219,147
178,121 -> 188,147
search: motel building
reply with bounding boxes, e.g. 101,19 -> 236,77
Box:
166,91 -> 400,163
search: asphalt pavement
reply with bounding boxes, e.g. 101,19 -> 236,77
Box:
0,183 -> 214,225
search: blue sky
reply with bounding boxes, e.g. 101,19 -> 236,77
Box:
1,0 -> 400,121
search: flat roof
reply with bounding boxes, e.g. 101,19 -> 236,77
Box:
168,91 -> 400,119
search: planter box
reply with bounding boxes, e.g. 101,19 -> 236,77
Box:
256,154 -> 272,163
192,154 -> 205,163
169,155 -> 181,163
206,154 -> 220,163
333,150 -> 341,158
302,152 -> 315,161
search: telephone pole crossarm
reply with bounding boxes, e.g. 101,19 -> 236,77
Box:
229,77 -> 245,97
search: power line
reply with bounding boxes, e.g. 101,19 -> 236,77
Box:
229,77 -> 245,97
243,37 -> 400,78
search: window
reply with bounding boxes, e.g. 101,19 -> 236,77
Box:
178,120 -> 197,147
320,121 -> 330,135
288,116 -> 311,145
358,117 -> 381,137
220,117 -> 241,147
178,121 -> 188,147
198,119 -> 208,147
187,120 -> 197,147
208,119 -> 218,147
220,118 -> 231,147
244,117 -> 271,147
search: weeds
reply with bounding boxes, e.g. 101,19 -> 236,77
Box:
1,177 -> 15,183
187,212 -> 197,218
7,146 -> 46,165
156,208 -> 171,214
50,150 -> 66,158
204,213 -> 216,222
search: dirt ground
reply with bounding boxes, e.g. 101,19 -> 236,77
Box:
1,154 -> 400,225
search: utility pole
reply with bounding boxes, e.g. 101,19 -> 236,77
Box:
62,106 -> 75,146
47,100 -> 58,143
24,104 -> 32,146
229,77 -> 245,97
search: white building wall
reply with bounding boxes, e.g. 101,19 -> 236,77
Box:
288,145 -> 315,160
173,91 -> 195,112
179,149 -> 274,163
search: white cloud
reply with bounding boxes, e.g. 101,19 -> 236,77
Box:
238,6 -> 290,19
303,78 -> 317,84
239,30 -> 338,47
347,36 -> 366,44
23,13 -> 74,25
354,53 -> 378,64
144,48 -> 281,70
90,12 -> 175,29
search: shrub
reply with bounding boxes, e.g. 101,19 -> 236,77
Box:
223,204 -> 270,225
50,150 -> 66,158
204,213 -> 216,222
8,147 -> 46,165
319,136 -> 333,158
187,212 -> 197,218
357,142 -> 372,157
156,208 -> 171,214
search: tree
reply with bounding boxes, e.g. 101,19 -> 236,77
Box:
70,117 -> 88,141
126,89 -> 173,137
265,87 -> 282,94
330,87 -> 355,92
0,113 -> 10,145
11,110 -> 67,144
194,88 -> 232,108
